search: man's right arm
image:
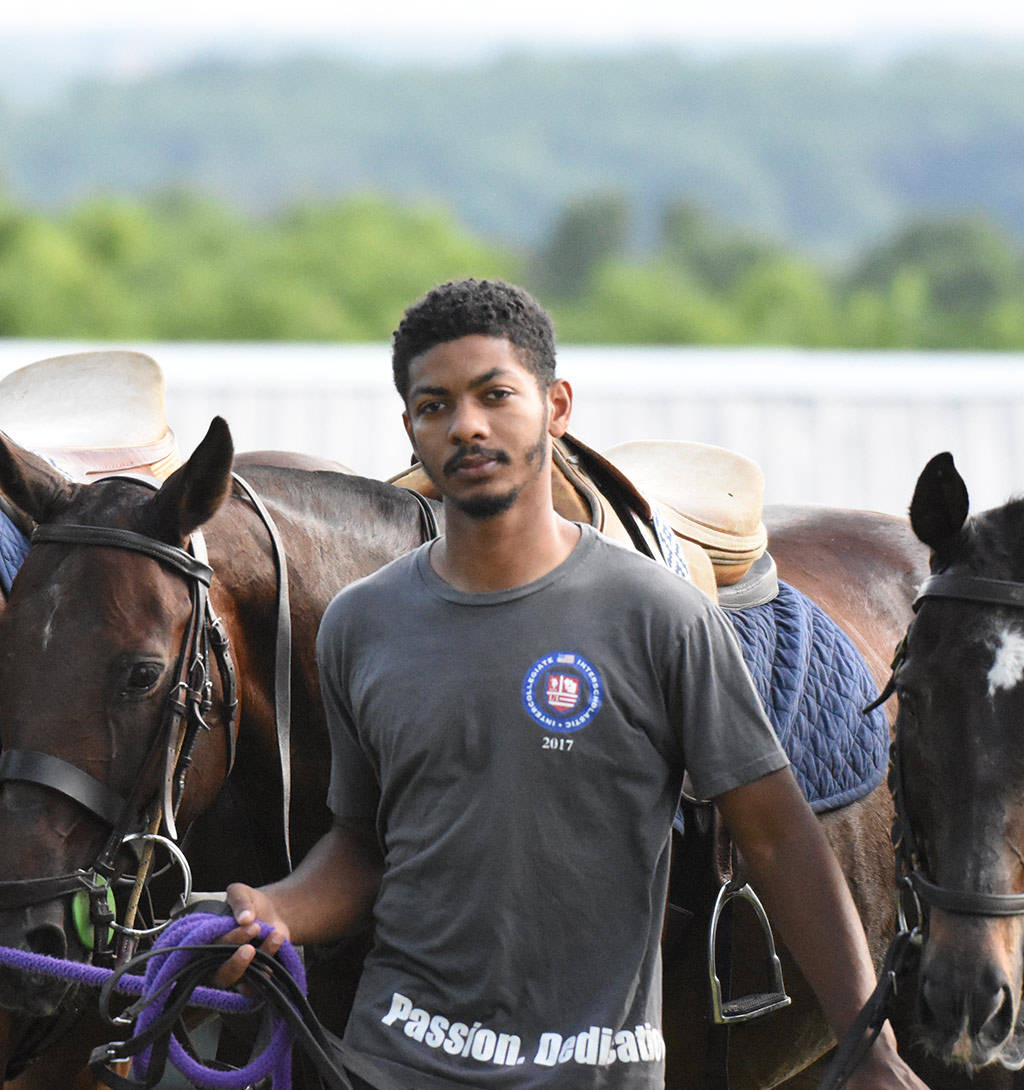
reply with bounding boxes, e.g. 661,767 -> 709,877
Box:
214,815 -> 383,986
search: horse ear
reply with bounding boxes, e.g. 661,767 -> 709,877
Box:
909,451 -> 969,553
0,431 -> 77,525
149,417 -> 235,542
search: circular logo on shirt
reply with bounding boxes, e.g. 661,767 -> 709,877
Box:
522,652 -> 603,733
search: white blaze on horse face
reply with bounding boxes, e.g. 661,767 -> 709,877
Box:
36,584 -> 63,654
987,626 -> 1024,698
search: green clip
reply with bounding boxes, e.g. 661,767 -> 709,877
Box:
71,883 -> 116,948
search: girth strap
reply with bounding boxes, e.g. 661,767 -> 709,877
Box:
0,748 -> 128,827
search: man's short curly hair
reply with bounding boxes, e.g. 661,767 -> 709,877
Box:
392,279 -> 557,400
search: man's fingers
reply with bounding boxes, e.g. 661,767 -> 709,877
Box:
218,921 -> 263,946
212,943 -> 256,989
225,883 -> 258,927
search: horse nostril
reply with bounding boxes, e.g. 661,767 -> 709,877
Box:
25,923 -> 67,960
976,983 -> 1016,1051
919,974 -> 953,1033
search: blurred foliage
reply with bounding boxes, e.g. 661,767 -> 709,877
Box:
4,49 -> 1024,260
0,188 -> 1022,349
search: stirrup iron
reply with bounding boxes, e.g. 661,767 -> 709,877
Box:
708,881 -> 792,1024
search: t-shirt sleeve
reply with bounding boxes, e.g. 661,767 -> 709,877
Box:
317,597 -> 381,822
673,602 -> 789,800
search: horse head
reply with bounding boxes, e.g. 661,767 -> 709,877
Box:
0,418 -> 236,1015
902,451 -> 1024,1069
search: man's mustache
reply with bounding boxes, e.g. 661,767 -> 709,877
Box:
444,445 -> 511,476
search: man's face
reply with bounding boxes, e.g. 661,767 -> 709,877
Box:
403,334 -> 570,520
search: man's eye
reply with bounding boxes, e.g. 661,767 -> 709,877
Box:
486,389 -> 512,401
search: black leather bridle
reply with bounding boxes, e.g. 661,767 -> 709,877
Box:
877,571 -> 1024,921
0,483 -> 240,967
817,569 -> 1024,1090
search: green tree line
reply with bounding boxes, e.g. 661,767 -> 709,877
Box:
0,188 -> 1022,349
4,48 -> 1024,260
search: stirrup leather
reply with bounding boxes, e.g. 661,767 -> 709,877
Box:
708,881 -> 792,1024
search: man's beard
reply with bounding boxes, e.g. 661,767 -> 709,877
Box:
455,487 -> 521,520
433,417 -> 549,521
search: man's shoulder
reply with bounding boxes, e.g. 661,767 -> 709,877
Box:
585,528 -> 714,616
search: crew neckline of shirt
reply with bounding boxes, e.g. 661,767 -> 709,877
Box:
415,522 -> 597,605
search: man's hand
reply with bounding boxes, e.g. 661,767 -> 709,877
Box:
847,1029 -> 929,1090
209,816 -> 383,991
212,883 -> 289,990
716,770 -> 932,1090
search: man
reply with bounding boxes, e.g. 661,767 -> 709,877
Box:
222,279 -> 925,1090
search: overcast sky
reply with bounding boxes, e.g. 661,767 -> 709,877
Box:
4,0 -> 1024,51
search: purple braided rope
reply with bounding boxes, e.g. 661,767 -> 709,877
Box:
134,913 -> 303,1089
0,911 -> 306,1089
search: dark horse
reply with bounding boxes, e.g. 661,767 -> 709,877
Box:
875,451 -> 1024,1075
0,419 -> 991,1090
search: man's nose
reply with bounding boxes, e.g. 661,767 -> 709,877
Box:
448,399 -> 488,443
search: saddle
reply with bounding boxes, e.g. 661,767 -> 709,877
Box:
0,350 -> 182,482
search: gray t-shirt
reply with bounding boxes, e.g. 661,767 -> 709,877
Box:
317,525 -> 787,1089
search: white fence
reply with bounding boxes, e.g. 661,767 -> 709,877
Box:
0,340 -> 1022,517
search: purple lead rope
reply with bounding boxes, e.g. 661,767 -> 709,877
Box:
0,912 -> 304,1089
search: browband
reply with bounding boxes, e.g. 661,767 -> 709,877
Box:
32,524 -> 213,586
914,573 -> 1024,611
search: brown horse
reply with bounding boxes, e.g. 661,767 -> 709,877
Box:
0,447 -> 357,1089
875,451 -> 1024,1076
0,426 -> 428,1085
0,420 -> 992,1090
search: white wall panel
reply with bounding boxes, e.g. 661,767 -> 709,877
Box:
0,341 -> 1020,516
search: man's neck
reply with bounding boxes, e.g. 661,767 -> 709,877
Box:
431,503 -> 581,593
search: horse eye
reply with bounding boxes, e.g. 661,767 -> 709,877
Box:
896,688 -> 917,720
124,662 -> 162,693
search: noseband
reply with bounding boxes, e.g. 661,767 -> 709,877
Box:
877,571 -> 1024,921
0,496 -> 240,965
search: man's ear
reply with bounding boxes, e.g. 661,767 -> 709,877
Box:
547,379 -> 573,438
402,410 -> 417,455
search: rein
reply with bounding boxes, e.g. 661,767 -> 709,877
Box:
818,569 -> 1024,1090
0,911 -> 305,1089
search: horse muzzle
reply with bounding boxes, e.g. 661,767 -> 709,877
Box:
917,914 -> 1024,1070
0,903 -> 74,1016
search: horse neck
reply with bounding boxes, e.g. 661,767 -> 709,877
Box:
199,470 -> 428,865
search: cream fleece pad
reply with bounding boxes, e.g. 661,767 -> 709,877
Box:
604,440 -> 767,557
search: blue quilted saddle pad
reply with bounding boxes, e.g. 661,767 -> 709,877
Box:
724,580 -> 888,813
0,508 -> 29,595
